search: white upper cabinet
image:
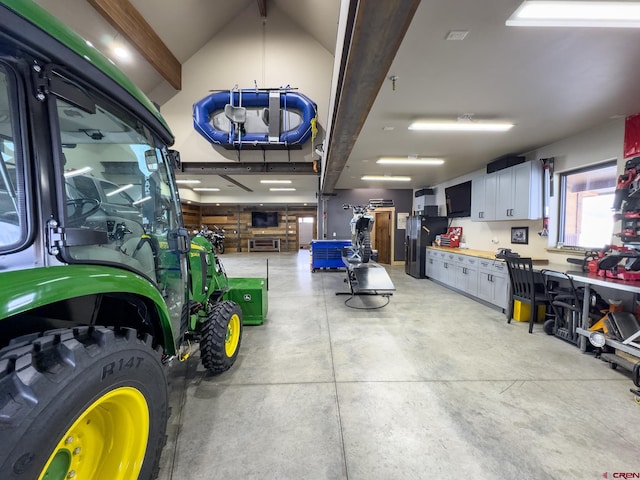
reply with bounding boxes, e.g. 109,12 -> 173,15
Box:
472,161 -> 542,222
471,174 -> 496,221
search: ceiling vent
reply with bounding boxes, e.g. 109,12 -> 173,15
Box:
445,30 -> 469,41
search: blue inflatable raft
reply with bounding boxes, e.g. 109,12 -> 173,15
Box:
193,88 -> 317,148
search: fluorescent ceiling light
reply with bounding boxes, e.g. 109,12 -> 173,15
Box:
270,187 -> 296,191
260,179 -> 292,184
133,195 -> 151,205
361,175 -> 411,182
176,179 -> 201,184
409,121 -> 514,132
106,184 -> 133,196
193,187 -> 220,192
63,166 -> 92,178
506,1 -> 640,28
113,45 -> 131,60
377,157 -> 445,165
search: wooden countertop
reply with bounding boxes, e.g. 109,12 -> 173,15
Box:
426,246 -> 548,264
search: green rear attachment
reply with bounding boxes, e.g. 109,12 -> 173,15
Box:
223,277 -> 268,325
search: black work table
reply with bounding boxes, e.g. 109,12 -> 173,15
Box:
539,266 -> 640,354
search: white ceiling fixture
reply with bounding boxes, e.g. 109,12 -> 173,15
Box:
133,195 -> 151,205
377,157 -> 445,165
106,184 -> 133,196
361,175 -> 411,181
269,187 -> 296,191
408,119 -> 514,132
445,30 -> 469,40
176,179 -> 201,184
193,187 -> 220,192
260,179 -> 292,184
112,45 -> 131,61
506,1 -> 640,28
63,166 -> 92,178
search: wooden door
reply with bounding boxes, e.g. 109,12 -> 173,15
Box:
374,211 -> 391,264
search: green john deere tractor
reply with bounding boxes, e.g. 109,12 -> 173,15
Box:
0,1 -> 243,478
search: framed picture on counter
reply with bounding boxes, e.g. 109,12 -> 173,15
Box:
511,226 -> 528,245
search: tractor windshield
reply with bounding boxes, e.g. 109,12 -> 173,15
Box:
0,64 -> 26,252
52,86 -> 186,321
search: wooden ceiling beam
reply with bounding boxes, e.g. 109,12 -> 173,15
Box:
88,0 -> 181,90
322,0 -> 420,193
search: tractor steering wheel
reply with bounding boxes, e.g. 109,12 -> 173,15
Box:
66,198 -> 101,226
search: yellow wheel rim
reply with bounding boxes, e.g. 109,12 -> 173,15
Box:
225,313 -> 241,357
38,386 -> 149,480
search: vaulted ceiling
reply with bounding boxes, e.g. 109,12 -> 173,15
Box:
34,0 -> 640,203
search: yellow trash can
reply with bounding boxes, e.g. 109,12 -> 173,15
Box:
512,300 -> 546,322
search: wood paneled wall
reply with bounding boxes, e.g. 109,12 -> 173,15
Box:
181,203 -> 201,230
181,204 -> 317,252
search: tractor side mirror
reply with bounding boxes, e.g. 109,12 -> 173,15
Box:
144,149 -> 159,171
168,149 -> 181,169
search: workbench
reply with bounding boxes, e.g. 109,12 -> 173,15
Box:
566,270 -> 640,355
248,238 -> 280,252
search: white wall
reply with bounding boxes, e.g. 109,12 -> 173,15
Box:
419,118 -> 625,262
152,3 -> 334,166
529,117 -> 624,251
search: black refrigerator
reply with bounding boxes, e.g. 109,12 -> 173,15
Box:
405,215 -> 449,278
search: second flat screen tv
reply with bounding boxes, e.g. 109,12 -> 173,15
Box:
251,211 -> 279,227
445,180 -> 472,218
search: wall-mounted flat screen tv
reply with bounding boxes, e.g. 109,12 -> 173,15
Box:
251,211 -> 279,227
444,180 -> 472,218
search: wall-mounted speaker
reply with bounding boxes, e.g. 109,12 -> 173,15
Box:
415,188 -> 435,198
486,155 -> 525,174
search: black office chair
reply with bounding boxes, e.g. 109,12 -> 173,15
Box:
504,256 -> 549,333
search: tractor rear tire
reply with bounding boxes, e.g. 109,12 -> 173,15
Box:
200,301 -> 243,374
0,326 -> 168,480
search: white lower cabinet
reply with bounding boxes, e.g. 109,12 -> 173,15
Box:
490,262 -> 509,310
425,250 -> 441,282
477,259 -> 509,310
455,255 -> 478,297
426,248 -> 508,310
477,259 -> 494,303
442,252 -> 457,285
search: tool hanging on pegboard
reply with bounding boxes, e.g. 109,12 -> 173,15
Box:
538,157 -> 554,237
613,156 -> 640,244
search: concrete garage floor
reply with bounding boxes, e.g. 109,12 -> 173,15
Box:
157,251 -> 639,480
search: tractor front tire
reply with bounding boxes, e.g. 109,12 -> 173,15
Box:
0,326 -> 168,480
200,301 -> 243,374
